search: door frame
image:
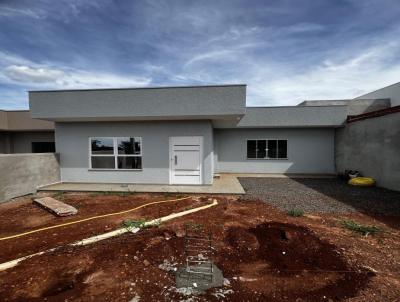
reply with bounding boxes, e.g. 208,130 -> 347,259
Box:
169,136 -> 203,185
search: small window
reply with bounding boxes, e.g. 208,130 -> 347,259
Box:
247,139 -> 287,159
90,137 -> 142,170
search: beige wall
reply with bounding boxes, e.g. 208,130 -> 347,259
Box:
0,110 -> 54,131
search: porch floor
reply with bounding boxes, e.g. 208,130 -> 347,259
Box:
37,174 -> 245,194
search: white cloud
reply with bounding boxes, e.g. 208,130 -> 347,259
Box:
0,53 -> 152,90
247,41 -> 400,106
4,65 -> 64,83
0,7 -> 43,19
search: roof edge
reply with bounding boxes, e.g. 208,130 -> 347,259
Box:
29,84 -> 247,93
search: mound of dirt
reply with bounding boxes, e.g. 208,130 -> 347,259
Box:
217,222 -> 372,301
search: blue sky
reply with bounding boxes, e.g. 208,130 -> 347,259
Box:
0,0 -> 400,109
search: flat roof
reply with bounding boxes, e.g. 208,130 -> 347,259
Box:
29,84 -> 247,122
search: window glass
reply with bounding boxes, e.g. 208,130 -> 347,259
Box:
247,140 -> 257,158
118,137 -> 141,155
91,156 -> 115,169
257,140 -> 267,159
32,142 -> 55,153
118,156 -> 142,169
268,140 -> 278,158
278,140 -> 287,158
91,138 -> 114,154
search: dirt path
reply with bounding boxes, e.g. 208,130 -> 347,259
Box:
0,193 -> 201,262
0,193 -> 399,301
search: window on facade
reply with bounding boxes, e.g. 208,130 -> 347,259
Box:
90,137 -> 142,170
247,139 -> 288,159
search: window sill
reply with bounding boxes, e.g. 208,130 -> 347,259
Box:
246,158 -> 289,160
88,169 -> 143,171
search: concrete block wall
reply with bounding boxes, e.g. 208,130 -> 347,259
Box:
0,153 -> 60,203
335,112 -> 400,191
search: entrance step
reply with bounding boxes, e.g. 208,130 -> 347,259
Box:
34,197 -> 78,217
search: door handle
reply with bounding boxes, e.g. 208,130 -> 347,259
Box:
174,155 -> 177,165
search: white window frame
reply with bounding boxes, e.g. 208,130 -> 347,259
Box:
89,137 -> 143,170
246,139 -> 288,160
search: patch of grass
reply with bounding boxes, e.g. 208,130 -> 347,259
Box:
342,220 -> 381,236
287,209 -> 304,217
123,218 -> 150,230
52,191 -> 65,200
89,192 -> 103,197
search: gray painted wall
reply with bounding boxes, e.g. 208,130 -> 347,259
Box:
30,85 -> 246,121
0,153 -> 60,202
335,113 -> 400,191
355,82 -> 400,107
214,128 -> 335,174
56,121 -> 213,184
227,106 -> 347,128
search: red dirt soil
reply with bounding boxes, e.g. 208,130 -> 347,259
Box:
0,193 -> 399,301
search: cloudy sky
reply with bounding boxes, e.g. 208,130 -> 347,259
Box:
0,0 -> 399,109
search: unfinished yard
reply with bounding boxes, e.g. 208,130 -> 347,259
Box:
0,180 -> 399,301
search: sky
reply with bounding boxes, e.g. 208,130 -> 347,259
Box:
0,0 -> 400,109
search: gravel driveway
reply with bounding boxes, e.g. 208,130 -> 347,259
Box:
239,177 -> 400,215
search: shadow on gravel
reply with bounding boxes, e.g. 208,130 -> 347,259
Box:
291,178 -> 400,229
239,177 -> 400,229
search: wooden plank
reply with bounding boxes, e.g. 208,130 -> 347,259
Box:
33,197 -> 78,216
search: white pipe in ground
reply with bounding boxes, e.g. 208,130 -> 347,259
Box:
0,199 -> 218,272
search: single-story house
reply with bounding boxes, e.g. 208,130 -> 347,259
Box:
28,84 -> 398,187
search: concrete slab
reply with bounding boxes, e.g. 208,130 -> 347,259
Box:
37,174 -> 245,194
34,197 -> 78,216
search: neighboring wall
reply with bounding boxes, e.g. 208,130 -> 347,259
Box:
10,131 -> 54,153
335,113 -> 400,191
0,153 -> 60,202
355,82 -> 400,107
0,131 -> 54,153
56,121 -> 214,184
214,128 -> 335,174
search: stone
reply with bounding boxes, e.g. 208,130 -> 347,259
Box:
33,197 -> 77,216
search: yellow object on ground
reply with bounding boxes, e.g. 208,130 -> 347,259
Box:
0,196 -> 191,242
348,177 -> 375,187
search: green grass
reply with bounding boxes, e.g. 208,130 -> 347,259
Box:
287,209 -> 304,217
342,220 -> 381,236
52,191 -> 65,200
122,218 -> 162,230
122,218 -> 150,230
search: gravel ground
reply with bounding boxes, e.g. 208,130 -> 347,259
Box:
239,177 -> 400,215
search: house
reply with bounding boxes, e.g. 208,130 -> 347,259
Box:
0,110 -> 55,153
28,83 -> 399,189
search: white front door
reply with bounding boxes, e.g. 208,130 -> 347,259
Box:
169,136 -> 202,185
